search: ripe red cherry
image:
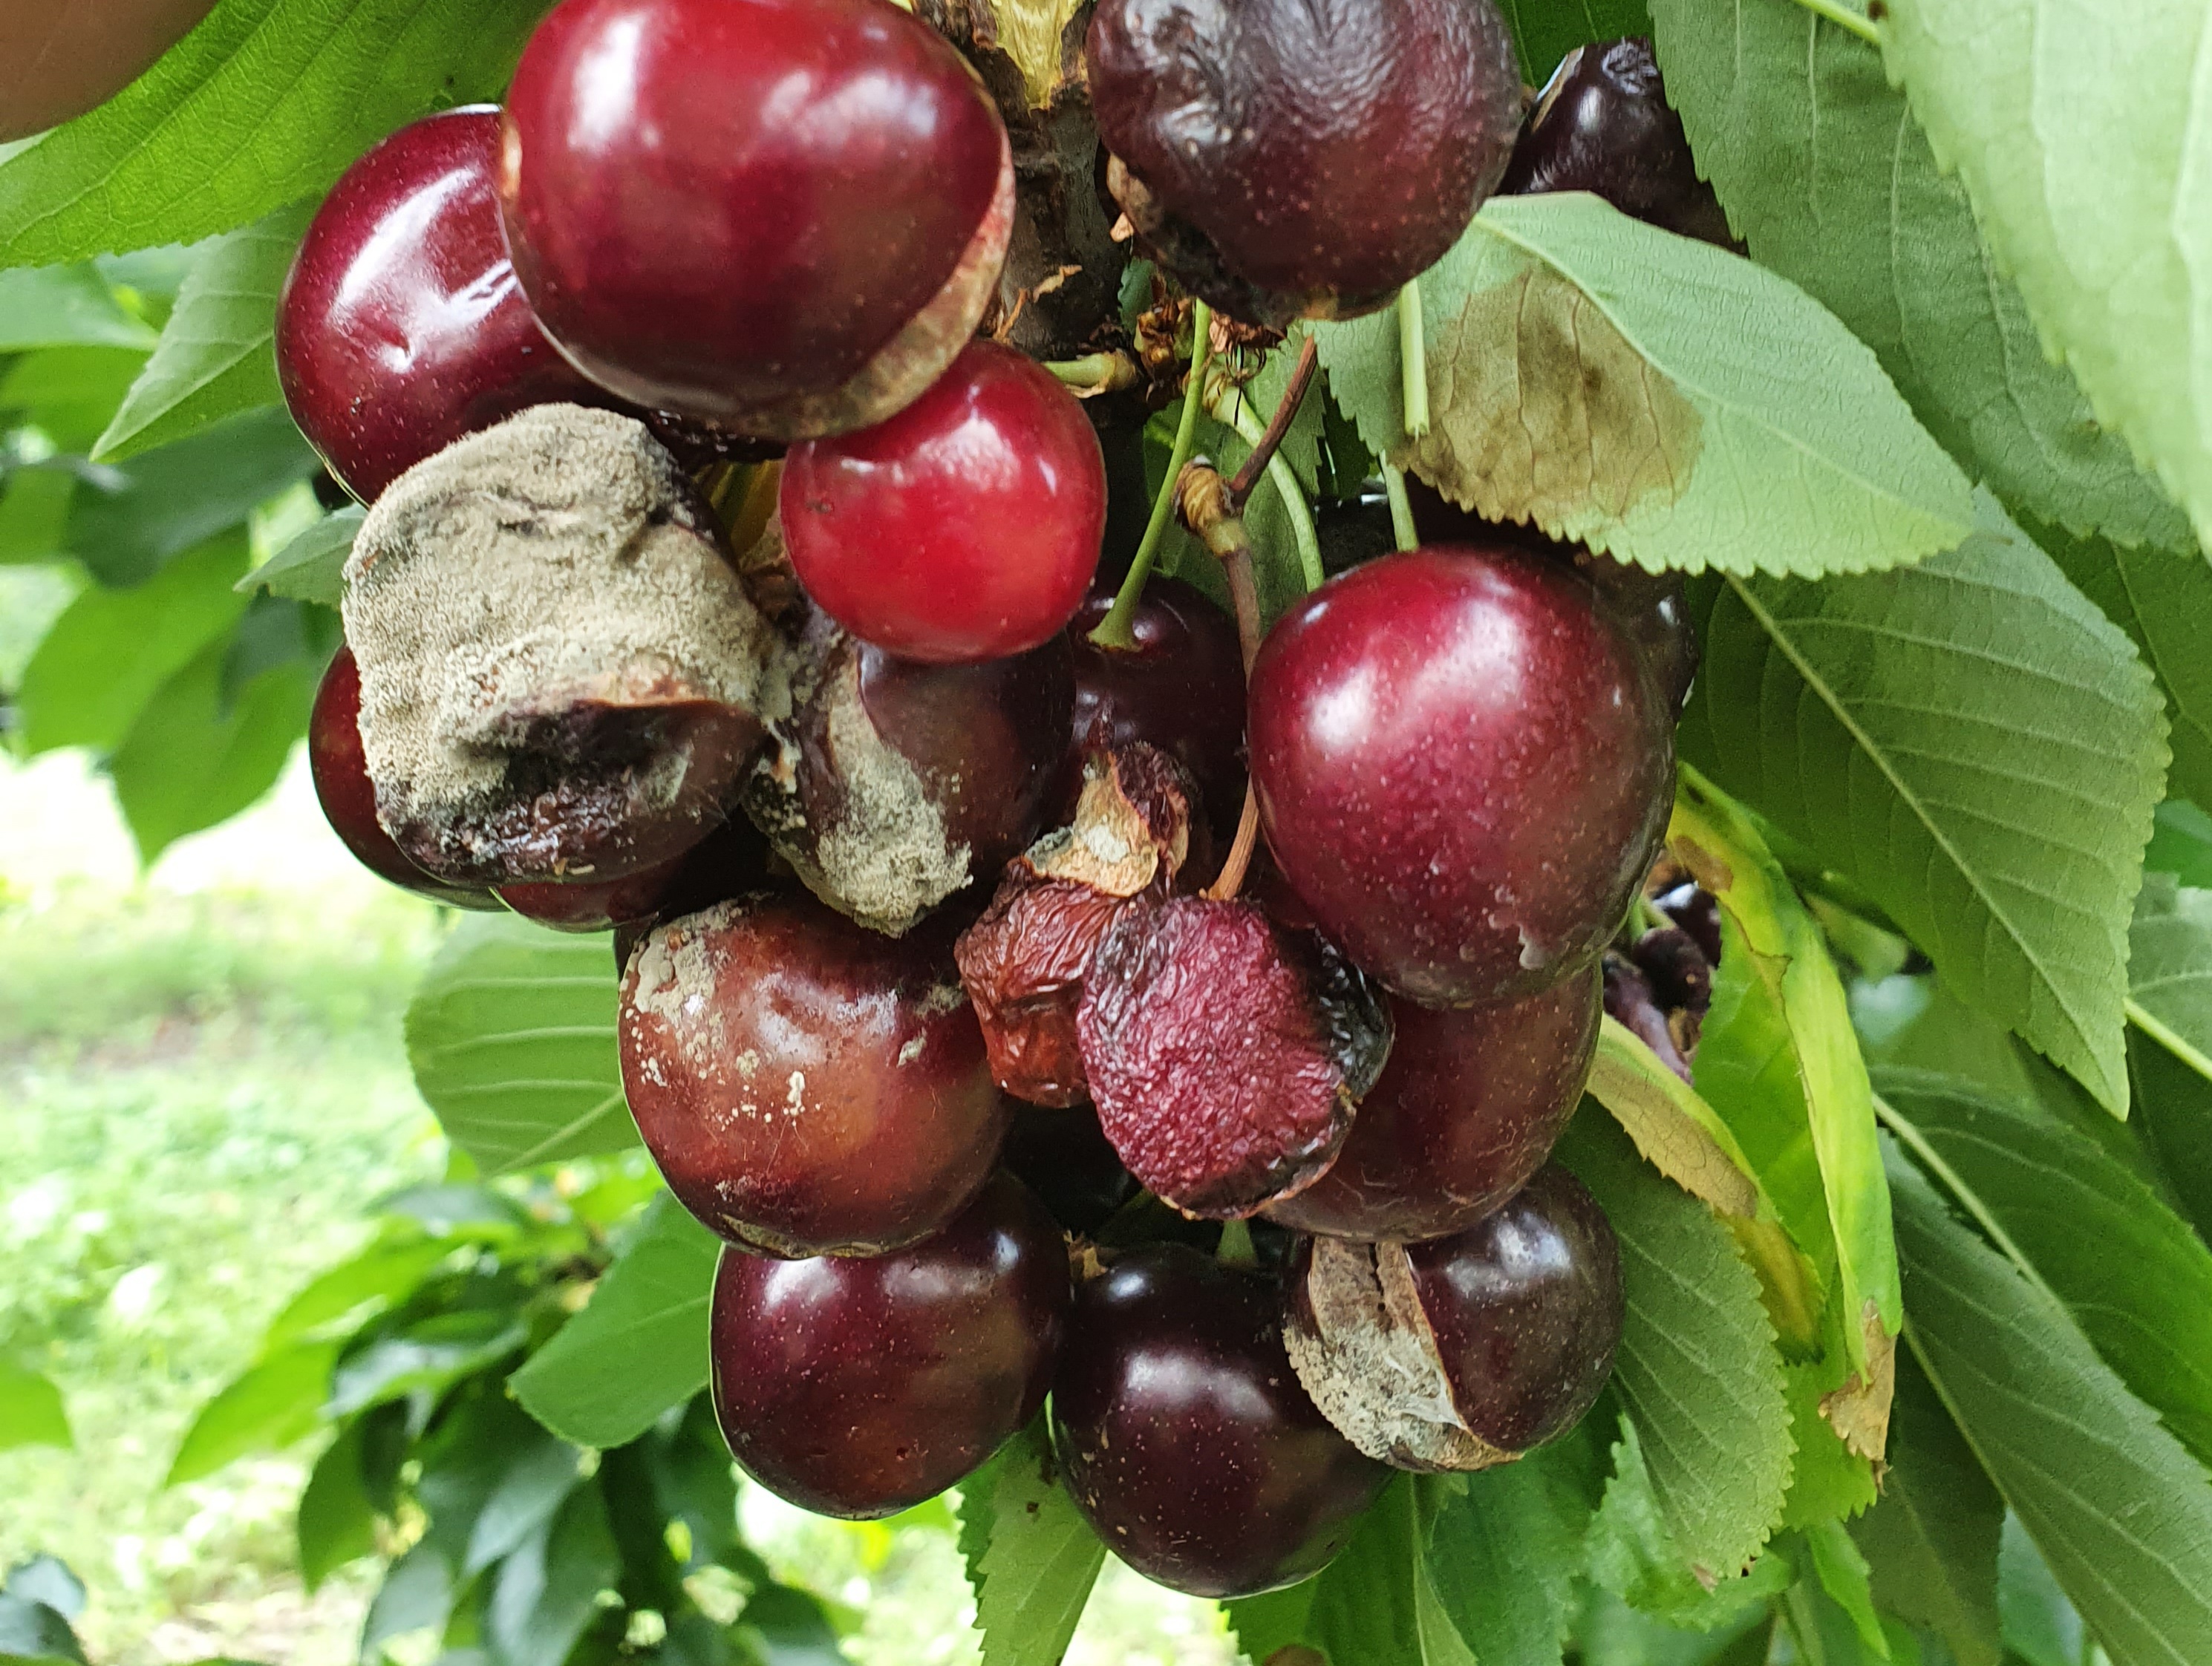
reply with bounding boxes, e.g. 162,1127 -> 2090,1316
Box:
780,342 -> 1106,664
709,1172 -> 1070,1518
1050,1245 -> 1389,1597
1063,579 -> 1247,833
277,109 -> 612,503
499,0 -> 1015,439
619,893 -> 1009,1256
306,648 -> 498,909
1265,966 -> 1601,1242
1247,546 -> 1674,1004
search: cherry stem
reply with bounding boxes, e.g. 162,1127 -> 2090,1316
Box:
1787,0 -> 1880,44
1207,373 -> 1324,594
1091,300 -> 1217,650
1397,284 -> 1431,438
1175,459 -> 1266,903
1381,462 -> 1419,551
1215,1218 -> 1259,1271
1045,350 -> 1141,396
1224,335 -> 1319,506
1204,784 -> 1262,902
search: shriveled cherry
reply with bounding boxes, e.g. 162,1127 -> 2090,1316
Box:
1265,967 -> 1600,1242
619,892 -> 1008,1256
1063,579 -> 1247,834
781,342 -> 1106,664
307,647 -> 499,910
711,1172 -> 1069,1518
278,109 -> 613,503
1051,1244 -> 1389,1597
499,0 -> 1014,439
1247,546 -> 1674,1004
1286,1163 -> 1623,1470
1087,0 -> 1519,326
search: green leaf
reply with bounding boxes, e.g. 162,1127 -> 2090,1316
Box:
486,1483 -> 619,1666
94,202 -> 311,462
1556,1111 -> 1794,1583
1648,0 -> 2191,556
1420,1437 -> 1600,1666
1674,768 -> 1901,1393
0,1361 -> 70,1452
404,914 -> 633,1176
463,1433 -> 582,1576
65,403 -> 319,586
239,505 -> 357,606
1312,192 -> 1974,579
2147,800 -> 2212,891
1876,0 -> 2212,557
956,1417 -> 1105,1666
0,1594 -> 87,1666
298,1420 -> 379,1592
1496,0 -> 1650,81
1800,1520 -> 1890,1660
166,1340 -> 340,1486
0,345 -> 149,451
2132,1031 -> 2212,1248
2043,526 -> 2212,808
1587,1019 -> 1764,1221
1778,1355 -> 1876,1533
1680,493 -> 2169,1115
16,529 -> 249,753
108,631 -> 317,863
326,1312 -> 527,1417
2128,873 -> 2212,1086
511,1195 -> 719,1451
1850,1348 -> 2003,1666
1875,1070 -> 2212,1473
0,0 -> 546,270
263,1234 -> 454,1348
1888,1145 -> 2212,1666
0,264 -> 160,350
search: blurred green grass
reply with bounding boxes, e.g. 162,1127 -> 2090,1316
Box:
0,751 -> 1236,1666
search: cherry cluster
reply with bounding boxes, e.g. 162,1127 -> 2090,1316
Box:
290,0 -> 1709,1600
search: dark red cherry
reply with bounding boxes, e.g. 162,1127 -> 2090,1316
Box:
499,0 -> 1015,439
999,1105 -> 1139,1234
501,815 -> 775,934
1497,38 -> 1735,247
307,648 -> 500,909
1286,1164 -> 1624,1469
277,109 -> 615,503
1265,966 -> 1600,1242
1063,579 -> 1247,834
1654,881 -> 1723,967
780,342 -> 1106,664
1247,546 -> 1675,1004
1086,0 -> 1520,326
709,1172 -> 1070,1518
619,892 -> 1009,1256
1050,1244 -> 1389,1597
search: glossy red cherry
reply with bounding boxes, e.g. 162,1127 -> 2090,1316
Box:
1265,966 -> 1601,1242
1063,579 -> 1247,833
306,648 -> 499,909
1247,546 -> 1675,1004
499,0 -> 1015,439
277,109 -> 613,503
780,342 -> 1106,664
1050,1245 -> 1390,1597
619,893 -> 1009,1256
710,1172 -> 1069,1518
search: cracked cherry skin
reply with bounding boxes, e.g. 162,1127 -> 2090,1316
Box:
619,892 -> 1009,1257
1247,546 -> 1674,1005
1050,1244 -> 1389,1598
307,648 -> 499,909
781,341 -> 1106,664
277,108 -> 611,503
1265,965 -> 1601,1242
499,0 -> 1014,439
710,1172 -> 1070,1518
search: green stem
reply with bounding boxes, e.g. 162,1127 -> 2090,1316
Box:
1092,301 -> 1215,649
1212,385 -> 1325,593
1381,462 -> 1417,552
2127,995 -> 2212,1084
1787,0 -> 1880,44
1215,1218 -> 1259,1271
1397,283 -> 1430,438
1044,350 -> 1136,393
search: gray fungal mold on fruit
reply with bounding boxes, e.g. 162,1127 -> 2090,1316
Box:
342,403 -> 787,886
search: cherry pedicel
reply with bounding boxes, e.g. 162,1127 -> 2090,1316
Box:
1247,544 -> 1675,1006
306,648 -> 500,910
781,341 -> 1108,664
710,1172 -> 1069,1518
498,0 -> 1015,439
619,892 -> 1008,1257
278,108 -> 608,503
